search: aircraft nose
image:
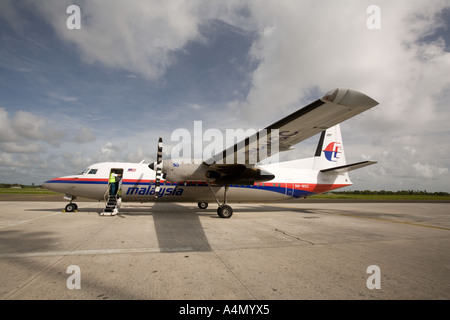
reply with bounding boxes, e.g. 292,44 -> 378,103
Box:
42,180 -> 54,191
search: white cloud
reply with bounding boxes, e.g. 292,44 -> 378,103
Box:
0,152 -> 15,167
231,0 -> 450,131
100,142 -> 114,155
21,0 -> 450,129
24,0 -> 255,82
47,91 -> 78,102
11,110 -> 47,141
0,107 -> 65,150
412,162 -> 448,179
343,131 -> 450,191
74,126 -> 96,143
0,108 -> 16,143
30,0 -> 205,81
0,142 -> 40,154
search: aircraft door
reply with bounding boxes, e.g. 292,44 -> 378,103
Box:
108,168 -> 124,197
285,179 -> 294,197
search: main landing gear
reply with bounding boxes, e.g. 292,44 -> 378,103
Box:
217,204 -> 233,219
207,182 -> 233,219
198,200 -> 232,218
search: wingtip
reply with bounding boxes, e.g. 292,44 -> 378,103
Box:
323,88 -> 379,108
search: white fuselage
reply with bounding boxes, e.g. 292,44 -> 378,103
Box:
43,160 -> 352,203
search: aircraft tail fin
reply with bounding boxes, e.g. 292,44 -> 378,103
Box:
313,124 -> 346,170
313,124 -> 377,173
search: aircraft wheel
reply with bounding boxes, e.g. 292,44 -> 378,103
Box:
198,202 -> 208,209
217,205 -> 233,218
65,203 -> 78,212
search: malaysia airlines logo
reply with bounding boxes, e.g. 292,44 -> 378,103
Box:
323,142 -> 341,162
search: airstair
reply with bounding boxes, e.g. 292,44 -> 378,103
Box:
101,184 -> 121,216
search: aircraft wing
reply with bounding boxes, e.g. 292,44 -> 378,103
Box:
204,88 -> 379,167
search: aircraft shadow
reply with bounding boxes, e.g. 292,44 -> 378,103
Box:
27,202 -> 320,255
119,202 -> 212,253
118,202 -> 321,253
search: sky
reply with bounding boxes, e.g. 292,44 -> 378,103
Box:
0,0 -> 449,192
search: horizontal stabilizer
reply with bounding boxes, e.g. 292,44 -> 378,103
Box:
320,161 -> 377,173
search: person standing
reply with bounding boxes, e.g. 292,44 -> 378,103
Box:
109,171 -> 117,195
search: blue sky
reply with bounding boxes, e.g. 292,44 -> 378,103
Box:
1,0 -> 450,192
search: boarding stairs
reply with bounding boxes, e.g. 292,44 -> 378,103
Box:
101,185 -> 121,216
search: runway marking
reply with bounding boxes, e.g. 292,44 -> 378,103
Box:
0,212 -> 61,230
268,204 -> 450,231
0,247 -> 197,259
327,212 -> 450,231
0,203 -> 102,230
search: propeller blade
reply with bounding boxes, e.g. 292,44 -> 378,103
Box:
157,137 -> 163,164
154,137 -> 163,198
155,167 -> 162,196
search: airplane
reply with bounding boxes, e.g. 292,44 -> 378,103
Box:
43,88 -> 379,218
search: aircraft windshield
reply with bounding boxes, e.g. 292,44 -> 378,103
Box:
80,168 -> 90,175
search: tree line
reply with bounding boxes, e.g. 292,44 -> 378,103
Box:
331,190 -> 450,196
0,183 -> 38,188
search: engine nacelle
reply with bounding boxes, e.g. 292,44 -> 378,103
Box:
214,167 -> 275,185
162,160 -> 209,182
151,159 -> 275,184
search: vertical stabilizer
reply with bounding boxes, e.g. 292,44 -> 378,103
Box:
313,124 -> 346,170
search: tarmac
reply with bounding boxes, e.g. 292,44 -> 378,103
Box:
0,197 -> 449,300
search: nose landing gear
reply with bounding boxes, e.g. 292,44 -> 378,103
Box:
63,195 -> 78,212
65,202 -> 78,212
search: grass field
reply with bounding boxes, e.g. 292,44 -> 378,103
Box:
0,187 -> 58,195
309,193 -> 450,201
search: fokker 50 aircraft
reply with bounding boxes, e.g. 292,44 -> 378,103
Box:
43,88 -> 378,218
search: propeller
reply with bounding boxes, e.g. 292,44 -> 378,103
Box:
148,137 -> 163,198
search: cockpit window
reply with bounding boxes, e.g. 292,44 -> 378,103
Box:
80,168 -> 90,175
88,169 -> 98,174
